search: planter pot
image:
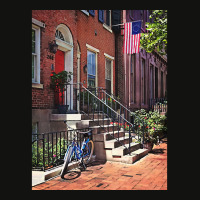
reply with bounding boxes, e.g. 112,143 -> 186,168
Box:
58,105 -> 69,114
143,142 -> 154,152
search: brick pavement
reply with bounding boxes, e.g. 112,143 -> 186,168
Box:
32,138 -> 167,190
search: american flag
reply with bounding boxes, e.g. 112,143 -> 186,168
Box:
123,21 -> 141,54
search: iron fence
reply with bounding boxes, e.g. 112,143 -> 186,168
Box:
32,128 -> 92,171
149,98 -> 167,113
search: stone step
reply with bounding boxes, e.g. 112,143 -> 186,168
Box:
121,149 -> 149,164
90,124 -> 119,134
81,113 -> 107,120
111,142 -> 141,157
76,118 -> 110,129
104,136 -> 131,149
104,131 -> 125,141
89,118 -> 110,127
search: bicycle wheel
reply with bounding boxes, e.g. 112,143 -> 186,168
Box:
83,140 -> 94,164
60,146 -> 73,179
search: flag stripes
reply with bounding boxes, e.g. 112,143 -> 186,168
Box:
123,22 -> 141,54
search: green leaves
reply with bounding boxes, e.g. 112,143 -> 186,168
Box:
51,70 -> 73,90
140,10 -> 167,55
133,109 -> 167,144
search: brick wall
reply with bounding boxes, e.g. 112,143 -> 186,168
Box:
76,10 -> 115,94
32,10 -> 78,109
32,10 -> 116,109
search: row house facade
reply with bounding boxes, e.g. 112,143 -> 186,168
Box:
32,10 -> 117,134
32,10 -> 167,134
115,10 -> 167,111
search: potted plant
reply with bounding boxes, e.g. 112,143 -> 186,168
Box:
133,109 -> 167,152
51,70 -> 73,114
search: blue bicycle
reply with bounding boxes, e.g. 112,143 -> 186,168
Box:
60,127 -> 94,179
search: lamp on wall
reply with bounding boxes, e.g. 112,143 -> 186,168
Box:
49,40 -> 58,54
83,64 -> 87,73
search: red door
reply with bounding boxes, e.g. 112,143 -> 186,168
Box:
55,49 -> 65,105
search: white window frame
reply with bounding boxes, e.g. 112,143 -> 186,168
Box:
104,53 -> 114,94
103,10 -> 112,33
86,44 -> 99,88
81,10 -> 89,16
32,24 -> 40,84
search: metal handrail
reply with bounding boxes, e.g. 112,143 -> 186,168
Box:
99,88 -> 143,123
80,84 -> 134,127
58,82 -> 145,153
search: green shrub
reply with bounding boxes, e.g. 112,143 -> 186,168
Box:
132,109 -> 167,144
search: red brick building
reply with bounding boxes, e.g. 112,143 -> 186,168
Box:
32,10 -> 167,134
32,10 -> 117,133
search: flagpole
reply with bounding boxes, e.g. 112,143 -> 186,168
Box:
112,20 -> 143,27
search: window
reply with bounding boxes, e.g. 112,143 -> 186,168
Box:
150,65 -> 154,100
81,10 -> 95,16
104,53 -> 114,94
155,67 -> 158,98
105,58 -> 111,94
89,10 -> 95,16
161,71 -> 164,98
87,51 -> 96,88
141,59 -> 146,104
32,24 -> 40,83
105,10 -> 111,26
98,10 -> 104,23
55,30 -> 65,41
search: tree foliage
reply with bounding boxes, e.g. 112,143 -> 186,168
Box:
140,10 -> 167,56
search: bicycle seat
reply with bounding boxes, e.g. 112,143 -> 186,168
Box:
78,130 -> 92,137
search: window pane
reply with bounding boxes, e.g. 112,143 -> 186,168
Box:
106,10 -> 110,26
87,51 -> 96,76
87,53 -> 92,74
32,55 -> 35,79
88,74 -> 95,87
105,59 -> 111,80
32,29 -> 35,53
106,79 -> 111,95
92,53 -> 96,75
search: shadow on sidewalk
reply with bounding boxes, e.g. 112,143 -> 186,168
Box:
61,160 -> 106,181
150,148 -> 166,155
61,170 -> 81,180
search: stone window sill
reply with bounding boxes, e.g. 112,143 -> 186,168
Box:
32,83 -> 44,89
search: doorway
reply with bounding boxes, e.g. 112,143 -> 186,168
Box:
55,24 -> 73,110
55,49 -> 65,106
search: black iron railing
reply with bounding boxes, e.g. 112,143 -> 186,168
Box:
32,128 -> 92,171
61,83 -> 146,154
149,98 -> 167,113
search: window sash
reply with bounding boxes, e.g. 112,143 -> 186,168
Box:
87,51 -> 96,76
98,10 -> 104,23
105,58 -> 111,80
32,54 -> 37,81
105,10 -> 111,26
32,25 -> 40,84
87,51 -> 96,87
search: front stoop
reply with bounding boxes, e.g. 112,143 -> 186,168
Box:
105,141 -> 148,164
81,113 -> 149,165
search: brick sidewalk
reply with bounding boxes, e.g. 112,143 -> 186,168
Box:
32,139 -> 167,190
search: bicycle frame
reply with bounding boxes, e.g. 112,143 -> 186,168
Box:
64,137 -> 90,161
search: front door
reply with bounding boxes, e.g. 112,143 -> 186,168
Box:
55,49 -> 65,106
